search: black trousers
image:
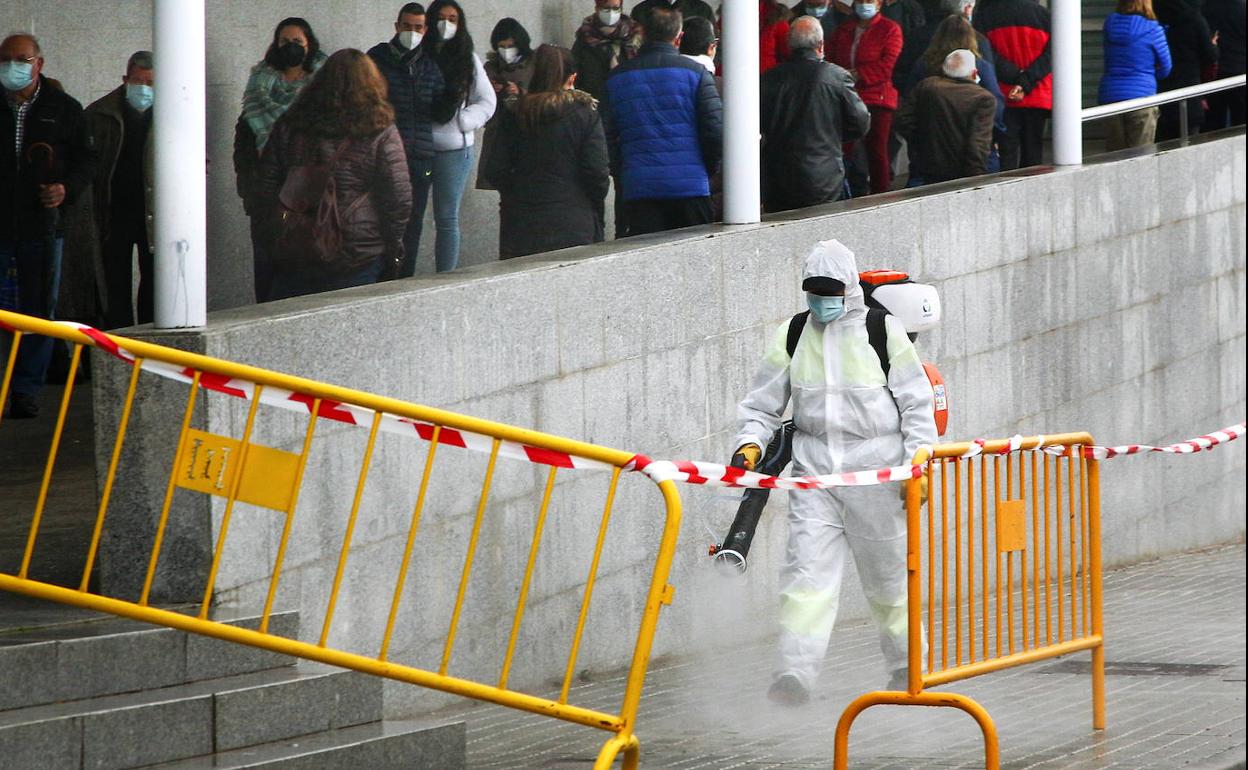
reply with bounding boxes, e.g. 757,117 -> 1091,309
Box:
1204,86 -> 1246,131
1000,108 -> 1049,170
1157,97 -> 1205,141
249,213 -> 273,304
102,224 -> 152,330
619,196 -> 714,238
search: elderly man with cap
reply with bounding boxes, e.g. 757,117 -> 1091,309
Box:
731,239 -> 936,706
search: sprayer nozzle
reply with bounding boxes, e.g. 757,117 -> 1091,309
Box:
712,549 -> 747,576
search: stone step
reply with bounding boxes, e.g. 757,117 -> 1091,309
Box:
147,718 -> 466,770
0,663 -> 382,770
0,605 -> 299,710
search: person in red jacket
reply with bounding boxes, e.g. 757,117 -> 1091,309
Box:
973,0 -> 1051,169
762,0 -> 793,71
829,0 -> 902,194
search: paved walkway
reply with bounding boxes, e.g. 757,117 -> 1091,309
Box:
440,544 -> 1246,769
0,378 -> 97,589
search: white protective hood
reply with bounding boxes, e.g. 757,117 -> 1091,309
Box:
735,239 -> 937,481
802,239 -> 866,321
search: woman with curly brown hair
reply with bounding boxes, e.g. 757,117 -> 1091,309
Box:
258,49 -> 412,300
484,45 -> 609,259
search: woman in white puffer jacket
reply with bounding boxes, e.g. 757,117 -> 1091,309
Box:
426,0 -> 496,273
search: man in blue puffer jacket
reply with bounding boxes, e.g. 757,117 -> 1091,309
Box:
1098,0 -> 1172,150
602,6 -> 724,237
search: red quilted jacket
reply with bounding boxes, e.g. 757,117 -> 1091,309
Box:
973,0 -> 1053,110
828,14 -> 903,110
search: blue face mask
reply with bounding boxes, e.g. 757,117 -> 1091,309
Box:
807,3 -> 829,16
854,2 -> 879,19
0,61 -> 35,92
125,83 -> 154,112
807,294 -> 846,324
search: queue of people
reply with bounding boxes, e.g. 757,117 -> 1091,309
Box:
3,0 -> 1245,419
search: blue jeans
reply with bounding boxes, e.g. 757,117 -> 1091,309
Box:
0,237 -> 63,398
431,146 -> 474,273
401,156 -> 434,279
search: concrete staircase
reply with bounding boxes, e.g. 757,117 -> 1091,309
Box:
0,599 -> 465,769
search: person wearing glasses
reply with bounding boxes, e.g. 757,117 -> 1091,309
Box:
0,34 -> 96,419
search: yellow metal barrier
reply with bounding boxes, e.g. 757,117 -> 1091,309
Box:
0,309 -> 682,770
835,434 -> 1105,770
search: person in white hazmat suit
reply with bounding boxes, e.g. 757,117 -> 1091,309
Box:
732,239 -> 937,706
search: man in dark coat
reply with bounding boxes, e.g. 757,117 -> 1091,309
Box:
602,6 -> 724,236
1,33 -> 96,419
1202,0 -> 1245,128
884,0 -> 928,89
895,48 -> 996,183
761,16 -> 870,211
86,51 -> 154,330
1155,0 -> 1220,139
791,0 -> 853,37
631,0 -> 716,27
368,2 -> 445,277
904,0 -> 996,74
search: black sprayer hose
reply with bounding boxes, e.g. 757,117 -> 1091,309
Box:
712,420 -> 796,574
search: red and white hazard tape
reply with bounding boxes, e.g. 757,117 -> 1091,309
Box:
622,455 -> 924,489
626,423 -> 1246,489
55,322 -> 614,474
15,319 -> 1245,489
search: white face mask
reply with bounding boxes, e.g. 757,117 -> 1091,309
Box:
498,46 -> 520,64
398,30 -> 423,49
438,19 -> 458,39
598,9 -> 622,25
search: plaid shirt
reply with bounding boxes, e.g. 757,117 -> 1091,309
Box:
7,80 -> 41,164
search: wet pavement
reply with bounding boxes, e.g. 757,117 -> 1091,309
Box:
0,364 -> 98,592
439,544 -> 1246,769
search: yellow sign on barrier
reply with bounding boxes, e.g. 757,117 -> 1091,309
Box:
176,429 -> 301,511
996,498 -> 1027,553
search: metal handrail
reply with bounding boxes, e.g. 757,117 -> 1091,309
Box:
1081,74 -> 1246,121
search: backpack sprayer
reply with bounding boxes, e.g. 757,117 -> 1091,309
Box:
708,271 -> 947,574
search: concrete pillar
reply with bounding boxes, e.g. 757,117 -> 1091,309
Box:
721,0 -> 761,223
152,0 -> 207,329
1051,0 -> 1082,165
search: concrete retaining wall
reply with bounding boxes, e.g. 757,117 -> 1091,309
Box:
94,133 -> 1246,716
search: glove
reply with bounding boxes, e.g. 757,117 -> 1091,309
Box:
730,444 -> 762,471
900,476 -> 929,505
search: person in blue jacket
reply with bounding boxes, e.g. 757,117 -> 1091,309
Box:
601,5 -> 724,237
1098,0 -> 1172,149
